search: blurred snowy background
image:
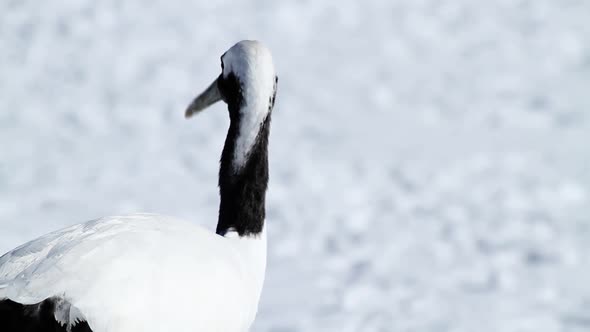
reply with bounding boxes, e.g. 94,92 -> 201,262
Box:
1,0 -> 589,331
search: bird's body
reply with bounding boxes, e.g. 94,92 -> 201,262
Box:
0,40 -> 277,332
0,214 -> 266,332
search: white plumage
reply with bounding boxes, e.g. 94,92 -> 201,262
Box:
0,40 -> 277,332
1,214 -> 266,331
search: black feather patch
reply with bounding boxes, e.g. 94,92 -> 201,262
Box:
215,73 -> 275,237
0,297 -> 92,332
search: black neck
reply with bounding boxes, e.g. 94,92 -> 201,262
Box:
216,104 -> 271,237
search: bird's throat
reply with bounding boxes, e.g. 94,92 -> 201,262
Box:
217,107 -> 271,237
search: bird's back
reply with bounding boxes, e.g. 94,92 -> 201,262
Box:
0,213 -> 266,332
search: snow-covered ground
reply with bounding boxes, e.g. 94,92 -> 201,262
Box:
1,1 -> 589,331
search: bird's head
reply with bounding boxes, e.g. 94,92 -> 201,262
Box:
185,40 -> 278,170
185,40 -> 277,119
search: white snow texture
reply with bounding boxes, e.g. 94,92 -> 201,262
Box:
1,1 -> 589,332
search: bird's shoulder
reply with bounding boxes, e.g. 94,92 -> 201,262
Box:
0,213 -> 229,292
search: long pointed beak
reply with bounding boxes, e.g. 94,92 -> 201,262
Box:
185,76 -> 223,118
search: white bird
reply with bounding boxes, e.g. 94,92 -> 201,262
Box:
0,40 -> 278,332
